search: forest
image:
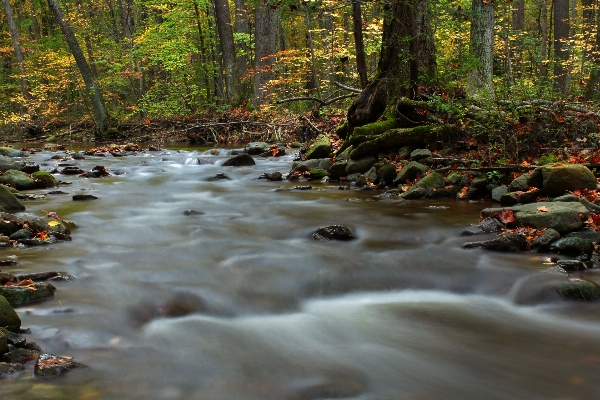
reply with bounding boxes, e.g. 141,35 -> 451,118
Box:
0,0 -> 599,148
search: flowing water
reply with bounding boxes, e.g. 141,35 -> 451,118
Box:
1,148 -> 600,400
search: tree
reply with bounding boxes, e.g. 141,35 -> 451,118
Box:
1,0 -> 33,103
467,0 -> 495,99
46,0 -> 110,136
213,0 -> 240,104
233,0 -> 250,97
352,0 -> 368,89
553,0 -> 570,95
252,1 -> 277,108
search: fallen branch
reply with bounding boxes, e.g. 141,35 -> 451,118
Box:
276,93 -> 355,107
300,116 -> 322,135
334,81 -> 362,93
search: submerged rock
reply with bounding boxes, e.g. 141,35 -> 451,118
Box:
0,327 -> 26,346
0,185 -> 25,212
556,278 -> 600,301
463,233 -> 525,252
0,295 -> 20,332
222,153 -> 255,166
34,353 -> 87,376
461,217 -> 505,235
0,282 -> 56,306
1,348 -> 39,363
550,237 -> 595,260
73,194 -> 98,201
0,362 -> 24,375
312,225 -> 355,241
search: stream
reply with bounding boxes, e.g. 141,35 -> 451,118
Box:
1,148 -> 600,400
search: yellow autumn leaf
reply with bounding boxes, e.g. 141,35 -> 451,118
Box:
47,221 -> 60,226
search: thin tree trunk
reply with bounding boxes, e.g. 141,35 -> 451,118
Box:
213,0 -> 239,105
2,0 -> 32,102
252,1 -> 277,107
352,0 -> 368,89
233,0 -> 249,98
193,0 -> 213,104
467,0 -> 495,99
540,0 -> 549,76
585,0 -> 600,98
553,0 -> 570,95
46,0 -> 109,136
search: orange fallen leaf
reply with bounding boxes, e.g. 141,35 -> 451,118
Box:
537,206 -> 549,212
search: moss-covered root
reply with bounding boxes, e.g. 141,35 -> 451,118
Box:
349,124 -> 460,160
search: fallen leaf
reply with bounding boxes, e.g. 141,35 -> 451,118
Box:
499,209 -> 515,224
48,221 -> 60,227
537,206 -> 549,212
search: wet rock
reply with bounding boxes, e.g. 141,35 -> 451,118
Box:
291,159 -> 333,173
0,295 -> 20,333
260,172 -> 283,181
400,172 -> 445,200
0,327 -> 26,346
0,156 -> 21,173
222,153 -> 255,166
397,145 -> 413,159
401,187 -> 427,200
463,233 -> 525,252
553,194 -> 580,202
0,273 -> 16,284
461,217 -> 505,235
393,161 -> 429,186
556,260 -> 590,272
21,163 -> 39,174
162,292 -> 207,318
532,228 -> 560,251
377,164 -> 397,186
73,194 -> 98,201
1,348 -> 39,363
527,164 -> 597,197
364,166 -> 378,183
60,166 -> 84,175
0,337 -> 6,355
550,237 -> 595,259
32,170 -> 57,188
410,148 -> 432,162
245,142 -> 270,155
22,341 -> 42,352
9,229 -> 32,241
16,272 -> 74,282
375,189 -> 400,199
566,228 -> 600,243
260,146 -> 286,157
516,188 -> 544,204
329,161 -> 349,180
0,362 -> 24,375
0,186 -> 25,213
579,197 -> 600,214
335,146 -> 353,161
305,135 -> 331,160
499,192 -> 518,206
0,147 -> 25,157
0,170 -> 36,190
354,175 -> 367,187
183,210 -> 205,216
309,169 -> 329,180
0,282 -> 56,306
312,225 -> 355,241
481,202 -> 588,234
346,156 -> 376,175
508,173 -> 530,192
34,353 -> 87,376
445,172 -> 463,186
294,186 -> 313,190
207,173 -> 231,181
556,278 -> 600,301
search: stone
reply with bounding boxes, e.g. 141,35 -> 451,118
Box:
207,173 -> 231,181
60,166 -> 84,175
0,327 -> 25,346
500,192 -> 519,206
376,164 -> 396,187
401,187 -> 427,200
532,228 -> 560,251
491,185 -> 508,202
0,295 -> 20,333
550,237 -> 595,259
336,146 -> 353,161
312,225 -> 355,241
309,169 -> 329,180
16,271 -> 74,282
346,156 -> 376,175
410,148 -> 432,161
508,174 -> 530,192
0,156 -> 21,173
393,162 -> 430,186
73,194 -> 98,201
261,172 -> 283,181
397,146 -> 413,159
162,292 -> 207,318
0,283 -> 56,306
527,164 -> 597,197
470,176 -> 488,190
516,188 -> 544,204
9,229 -> 32,241
291,159 -> 333,173
461,217 -> 505,235
21,163 -> 39,174
305,135 -> 331,160
556,278 -> 600,301
0,362 -> 24,375
463,233 -> 525,252
222,153 -> 255,166
1,348 -> 39,363
566,228 -> 600,243
401,172 -> 445,200
245,142 -> 270,155
329,161 -> 349,180
32,171 -> 57,188
553,194 -> 580,202
579,197 -> 600,214
0,185 -> 25,212
556,260 -> 590,272
0,170 -> 36,190
34,354 -> 87,376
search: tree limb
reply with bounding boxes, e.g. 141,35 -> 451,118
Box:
334,81 -> 362,93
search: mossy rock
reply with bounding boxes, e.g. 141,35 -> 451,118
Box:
305,135 -> 332,160
352,117 -> 398,137
32,171 -> 58,188
0,170 -> 36,190
346,156 -> 376,175
336,120 -> 349,139
0,295 -> 20,333
377,164 -> 397,186
556,279 -> 600,301
309,169 -> 329,180
0,283 -> 56,306
0,186 -> 25,213
329,161 -> 349,180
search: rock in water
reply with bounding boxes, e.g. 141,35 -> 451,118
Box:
0,185 -> 25,212
0,295 -> 20,333
313,225 -> 355,241
0,283 -> 56,306
556,278 -> 600,301
222,153 -> 255,166
34,354 -> 87,376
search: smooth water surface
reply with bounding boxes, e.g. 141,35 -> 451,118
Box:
1,149 -> 599,400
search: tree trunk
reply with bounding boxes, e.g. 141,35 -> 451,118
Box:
252,1 -> 277,108
46,0 -> 109,136
2,0 -> 33,102
540,0 -> 549,77
585,0 -> 600,98
467,0 -> 495,99
352,0 -> 368,89
513,0 -> 525,30
213,0 -> 240,105
553,0 -> 570,95
233,0 -> 249,98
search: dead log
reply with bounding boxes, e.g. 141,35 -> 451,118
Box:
349,124 -> 460,160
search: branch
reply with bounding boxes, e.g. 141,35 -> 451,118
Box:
334,81 -> 362,93
277,97 -> 326,105
300,116 -> 322,135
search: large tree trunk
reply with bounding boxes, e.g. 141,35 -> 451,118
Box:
233,0 -> 249,98
584,0 -> 600,98
467,0 -> 495,99
46,0 -> 109,136
2,0 -> 32,102
539,0 -> 549,77
213,0 -> 240,105
352,0 -> 368,89
252,1 -> 277,108
553,0 -> 570,95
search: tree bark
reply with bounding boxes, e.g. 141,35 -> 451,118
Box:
352,0 -> 368,89
2,0 -> 33,102
553,0 -> 570,95
252,1 -> 277,108
213,0 -> 240,105
467,0 -> 495,99
539,0 -> 549,76
512,0 -> 525,30
233,0 -> 249,97
46,0 -> 109,136
584,0 -> 600,98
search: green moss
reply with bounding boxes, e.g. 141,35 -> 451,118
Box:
335,120 -> 349,138
352,116 -> 398,137
32,171 -> 58,188
309,169 -> 329,180
537,154 -> 558,166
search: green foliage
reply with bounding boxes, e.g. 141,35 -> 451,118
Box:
537,154 -> 559,166
485,170 -> 502,184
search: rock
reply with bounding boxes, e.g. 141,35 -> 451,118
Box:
0,337 -> 7,355
527,164 -> 597,197
32,171 -> 57,188
305,135 -> 331,159
500,192 -> 519,206
245,142 -> 270,155
491,185 -> 508,202
566,228 -> 600,243
393,161 -> 430,186
0,327 -> 25,346
9,229 -> 32,241
553,194 -> 580,202
294,185 -> 312,190
550,237 -> 595,259
207,173 -> 231,181
556,278 -> 600,301
309,169 -> 329,180
16,271 -> 74,282
0,362 -> 24,375
516,188 -> 544,204
1,348 -> 39,363
183,210 -> 204,216
21,163 -> 39,174
0,185 -> 25,212
329,161 -> 349,180
377,164 -> 397,186
346,156 -> 376,175
401,172 -> 445,200
0,170 -> 36,190
579,197 -> 600,214
60,166 -> 84,175
532,228 -> 560,251
445,172 -> 463,186
481,202 -> 589,234
0,295 -> 20,333
410,148 -> 432,161
345,173 -> 362,183
0,156 -> 21,173
73,194 -> 98,201
162,292 -> 207,318
470,176 -> 488,190
335,146 -> 353,161
463,233 -> 525,252
461,217 -> 505,235
312,225 -> 355,241
354,175 -> 367,187
556,260 -> 590,272
28,216 -> 71,238
508,174 -> 530,192
34,353 -> 87,376
260,172 -> 283,181
401,187 -> 427,200
222,153 -> 255,166
376,189 -> 400,198
291,159 -> 333,173
0,283 -> 56,306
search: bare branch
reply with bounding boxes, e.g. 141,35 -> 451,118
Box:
334,81 -> 362,93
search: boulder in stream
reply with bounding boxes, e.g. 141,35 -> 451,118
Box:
0,295 -> 20,332
527,163 -> 597,197
0,282 -> 56,306
463,233 -> 526,252
34,353 -> 87,376
0,185 -> 25,212
222,153 -> 255,166
556,278 -> 600,301
312,225 -> 355,241
32,171 -> 57,188
0,156 -> 21,173
305,135 -> 331,160
0,170 -> 36,190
